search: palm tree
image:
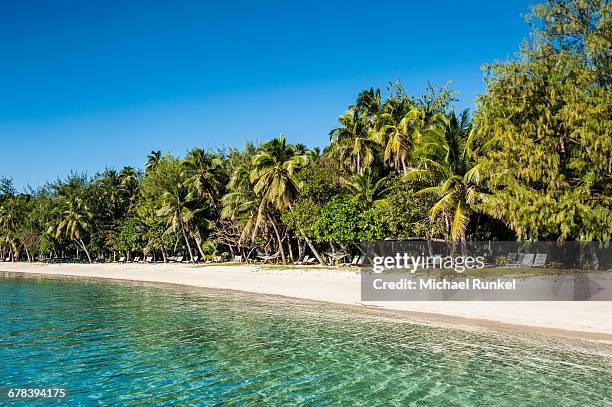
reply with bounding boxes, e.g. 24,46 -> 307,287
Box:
48,196 -> 93,263
250,136 -> 310,210
145,150 -> 162,173
157,183 -> 199,262
341,169 -> 389,206
99,169 -> 122,218
249,136 -> 323,263
356,87 -> 382,118
372,105 -> 417,173
221,159 -> 263,243
119,166 -> 138,190
328,107 -> 378,173
0,204 -> 17,261
248,136 -> 314,263
180,149 -> 225,258
404,110 -> 477,243
181,148 -> 223,203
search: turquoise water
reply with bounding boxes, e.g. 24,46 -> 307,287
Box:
1,274 -> 611,406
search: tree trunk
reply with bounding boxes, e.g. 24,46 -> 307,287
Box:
77,239 -> 92,263
181,223 -> 195,262
298,240 -> 305,261
299,229 -> 323,264
287,204 -> 322,264
247,246 -> 256,261
271,221 -> 286,264
191,229 -> 206,258
286,232 -> 294,262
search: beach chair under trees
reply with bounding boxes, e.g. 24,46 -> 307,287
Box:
532,254 -> 547,268
295,255 -> 310,265
257,252 -> 279,263
296,255 -> 317,265
340,255 -> 360,266
521,254 -> 535,267
508,254 -> 524,267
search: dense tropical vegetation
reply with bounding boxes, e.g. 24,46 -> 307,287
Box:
0,0 -> 610,264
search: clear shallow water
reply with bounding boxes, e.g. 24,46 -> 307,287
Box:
1,274 -> 611,406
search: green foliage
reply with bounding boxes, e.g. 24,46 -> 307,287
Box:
281,198 -> 321,239
2,0 -> 609,263
382,182 -> 446,239
116,218 -> 142,252
472,0 -> 611,241
296,162 -> 342,204
0,177 -> 16,202
341,168 -> 390,206
38,233 -> 54,255
404,110 -> 490,242
200,240 -> 216,255
312,197 -> 388,244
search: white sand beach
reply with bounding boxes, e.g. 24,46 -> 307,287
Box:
2,262 -> 612,339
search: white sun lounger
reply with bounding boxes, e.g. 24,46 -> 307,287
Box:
257,252 -> 279,263
521,253 -> 535,267
296,255 -> 317,265
532,253 -> 547,267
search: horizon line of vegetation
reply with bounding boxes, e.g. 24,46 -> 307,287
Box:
0,0 -> 610,264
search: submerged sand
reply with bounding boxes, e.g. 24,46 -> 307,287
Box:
2,262 -> 612,339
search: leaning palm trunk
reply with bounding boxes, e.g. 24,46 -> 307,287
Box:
285,204 -> 323,265
299,229 -> 324,265
77,238 -> 92,263
191,229 -> 206,258
270,221 -> 286,264
285,232 -> 294,262
181,223 -> 195,262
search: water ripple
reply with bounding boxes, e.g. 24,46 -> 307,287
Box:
1,275 -> 611,406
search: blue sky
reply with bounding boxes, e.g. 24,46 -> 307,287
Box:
0,0 -> 533,190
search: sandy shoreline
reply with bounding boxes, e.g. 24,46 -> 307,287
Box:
2,262 -> 612,340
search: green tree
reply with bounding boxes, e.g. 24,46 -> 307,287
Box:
182,148 -> 223,203
145,150 -> 162,173
157,182 -> 199,262
116,217 -> 143,259
341,169 -> 389,206
48,196 -> 93,263
472,0 -> 612,240
136,155 -> 183,261
312,197 -> 387,244
328,108 -> 378,173
249,136 -> 313,263
406,111 -> 489,242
